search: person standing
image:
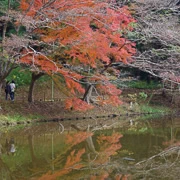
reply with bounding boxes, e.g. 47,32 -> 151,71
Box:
5,81 -> 11,100
10,80 -> 16,101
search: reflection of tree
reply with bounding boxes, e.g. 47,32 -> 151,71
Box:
134,146 -> 180,180
38,125 -> 124,180
0,158 -> 14,180
28,135 -> 38,165
132,116 -> 180,179
0,138 -> 16,180
3,116 -> 179,179
85,135 -> 99,155
162,117 -> 180,147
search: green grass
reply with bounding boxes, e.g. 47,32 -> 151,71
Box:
0,113 -> 44,123
140,105 -> 170,114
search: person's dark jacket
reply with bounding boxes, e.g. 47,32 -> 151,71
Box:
5,84 -> 11,93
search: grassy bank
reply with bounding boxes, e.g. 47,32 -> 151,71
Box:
0,98 -> 173,126
0,76 -> 176,126
1,67 -> 178,126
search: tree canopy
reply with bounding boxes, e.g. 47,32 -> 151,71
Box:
2,0 -> 136,110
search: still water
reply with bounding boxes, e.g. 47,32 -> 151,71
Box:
0,115 -> 180,180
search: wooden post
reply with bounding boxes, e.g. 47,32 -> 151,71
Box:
51,76 -> 54,101
44,92 -> 46,101
22,91 -> 24,103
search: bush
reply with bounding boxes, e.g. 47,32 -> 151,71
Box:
139,92 -> 148,100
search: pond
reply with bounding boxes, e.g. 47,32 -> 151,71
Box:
0,115 -> 180,180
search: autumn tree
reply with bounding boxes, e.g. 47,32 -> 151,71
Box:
11,0 -> 137,107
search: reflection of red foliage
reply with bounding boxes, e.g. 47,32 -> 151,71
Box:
96,133 -> 123,163
97,133 -> 123,144
115,174 -> 131,180
65,148 -> 85,168
162,139 -> 180,147
39,148 -> 85,180
38,131 -> 124,179
90,172 -> 130,180
90,172 -> 109,180
66,131 -> 93,147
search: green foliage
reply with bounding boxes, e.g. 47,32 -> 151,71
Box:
89,22 -> 98,31
6,22 -> 17,37
18,26 -> 26,36
169,45 -> 180,52
0,0 -> 19,11
157,9 -> 173,15
38,74 -> 51,82
138,92 -> 148,100
126,80 -> 162,89
6,67 -> 31,86
127,30 -> 139,40
127,92 -> 148,102
138,127 -> 148,133
6,67 -> 50,87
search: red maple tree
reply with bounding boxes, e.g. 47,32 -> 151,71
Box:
17,0 -> 136,110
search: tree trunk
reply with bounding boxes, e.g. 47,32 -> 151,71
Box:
85,136 -> 99,155
0,65 -> 16,83
28,135 -> 37,163
28,72 -> 44,102
83,84 -> 93,104
71,125 -> 98,155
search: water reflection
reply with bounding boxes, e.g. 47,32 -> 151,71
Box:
0,115 -> 179,179
5,138 -> 16,156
